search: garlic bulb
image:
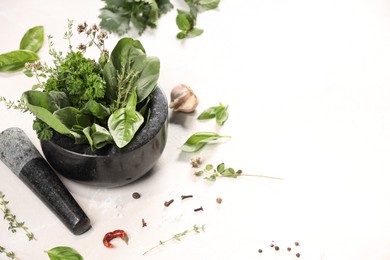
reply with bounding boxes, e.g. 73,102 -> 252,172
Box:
169,84 -> 199,112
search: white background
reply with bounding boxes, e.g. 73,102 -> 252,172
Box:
1,0 -> 390,259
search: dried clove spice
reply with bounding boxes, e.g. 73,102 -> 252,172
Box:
142,218 -> 147,227
194,206 -> 203,212
181,195 -> 193,200
164,199 -> 174,207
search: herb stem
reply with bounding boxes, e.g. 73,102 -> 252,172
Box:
231,173 -> 284,180
0,246 -> 19,260
0,191 -> 36,241
143,224 -> 205,255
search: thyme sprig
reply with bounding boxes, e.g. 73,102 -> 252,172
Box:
0,97 -> 28,112
143,224 -> 206,255
191,158 -> 284,181
0,246 -> 18,260
0,191 -> 35,241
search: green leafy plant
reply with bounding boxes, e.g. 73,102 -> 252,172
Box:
180,132 -> 231,152
0,191 -> 35,241
98,0 -> 220,39
143,224 -> 205,255
197,102 -> 228,125
99,0 -> 173,36
0,26 -> 43,72
175,0 -> 220,39
1,21 -> 160,150
45,246 -> 83,260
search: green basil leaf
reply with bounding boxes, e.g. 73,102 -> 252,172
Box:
180,132 -> 231,152
91,124 -> 113,149
176,31 -> 187,39
46,246 -> 83,260
133,56 -> 160,102
53,107 -> 80,128
80,100 -> 111,119
108,91 -> 144,148
0,50 -> 39,72
176,10 -> 192,31
221,168 -> 236,177
104,37 -> 160,104
20,26 -> 44,52
216,163 -> 225,173
198,0 -> 220,10
197,106 -> 218,120
22,90 -> 69,112
22,92 -> 71,136
187,28 -> 204,38
109,37 -> 145,70
83,124 -> 113,150
215,105 -> 229,125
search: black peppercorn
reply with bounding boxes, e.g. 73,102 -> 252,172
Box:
132,192 -> 141,199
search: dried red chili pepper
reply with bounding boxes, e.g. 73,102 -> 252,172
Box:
103,229 -> 129,248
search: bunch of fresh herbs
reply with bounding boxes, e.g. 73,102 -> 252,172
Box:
2,21 -> 160,150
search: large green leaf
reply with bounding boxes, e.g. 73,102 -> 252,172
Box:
46,246 -> 83,260
108,91 -> 144,148
103,37 -> 160,104
22,92 -> 71,136
80,100 -> 111,119
110,38 -> 145,70
133,56 -> 160,102
83,124 -> 113,150
0,50 -> 39,72
19,26 -> 44,52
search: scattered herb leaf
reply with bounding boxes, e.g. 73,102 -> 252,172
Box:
0,50 -> 39,72
180,132 -> 231,152
197,102 -> 229,125
45,246 -> 83,260
143,224 -> 205,255
20,26 -> 44,52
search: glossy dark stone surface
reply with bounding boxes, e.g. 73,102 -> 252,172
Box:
0,127 -> 91,235
20,158 -> 91,235
41,87 -> 168,188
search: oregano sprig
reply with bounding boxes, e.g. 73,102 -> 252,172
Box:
0,191 -> 36,241
0,246 -> 18,260
192,160 -> 284,181
143,224 -> 206,255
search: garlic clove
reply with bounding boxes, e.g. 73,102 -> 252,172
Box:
175,94 -> 199,112
169,84 -> 199,113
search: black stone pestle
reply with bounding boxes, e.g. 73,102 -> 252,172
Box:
0,127 -> 91,235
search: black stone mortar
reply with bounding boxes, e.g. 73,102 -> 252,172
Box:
40,87 -> 168,188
